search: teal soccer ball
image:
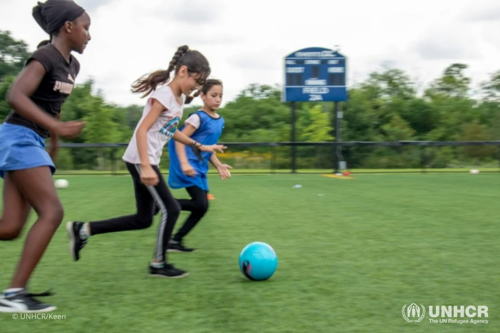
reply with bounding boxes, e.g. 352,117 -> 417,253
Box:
239,242 -> 278,281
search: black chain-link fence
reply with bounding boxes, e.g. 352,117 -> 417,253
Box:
53,141 -> 500,175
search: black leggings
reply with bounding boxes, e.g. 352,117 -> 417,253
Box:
89,162 -> 180,263
173,186 -> 209,241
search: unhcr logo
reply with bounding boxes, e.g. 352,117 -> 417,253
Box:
402,303 -> 489,324
402,303 -> 426,323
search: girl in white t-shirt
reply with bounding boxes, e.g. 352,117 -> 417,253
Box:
66,45 -> 225,278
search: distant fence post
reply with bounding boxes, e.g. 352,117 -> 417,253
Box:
111,148 -> 116,176
420,146 -> 426,174
498,146 -> 500,173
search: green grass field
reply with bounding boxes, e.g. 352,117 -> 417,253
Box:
0,174 -> 498,332
52,167 -> 500,175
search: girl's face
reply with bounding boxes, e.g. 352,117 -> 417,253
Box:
68,12 -> 91,54
178,66 -> 206,96
201,84 -> 223,111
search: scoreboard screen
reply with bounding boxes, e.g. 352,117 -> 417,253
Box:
283,47 -> 347,102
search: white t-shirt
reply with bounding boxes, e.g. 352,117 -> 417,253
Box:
123,85 -> 185,165
185,112 -> 220,129
185,114 -> 201,129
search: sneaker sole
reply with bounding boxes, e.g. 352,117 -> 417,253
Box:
65,222 -> 78,261
167,249 -> 195,253
0,306 -> 57,313
149,272 -> 190,279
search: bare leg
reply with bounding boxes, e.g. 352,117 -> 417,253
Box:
7,167 -> 63,288
0,173 -> 31,241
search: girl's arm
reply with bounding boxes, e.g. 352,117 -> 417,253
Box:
209,153 -> 222,168
48,114 -> 61,161
135,99 -> 164,185
7,61 -> 84,138
172,127 -> 226,154
210,153 -> 232,180
175,124 -> 198,176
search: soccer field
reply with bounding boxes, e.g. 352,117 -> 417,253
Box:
0,174 -> 498,332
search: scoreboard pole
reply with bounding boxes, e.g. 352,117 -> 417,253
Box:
291,102 -> 297,173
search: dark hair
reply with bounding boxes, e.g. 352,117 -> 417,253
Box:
184,79 -> 222,104
32,0 -> 86,47
184,79 -> 223,105
131,45 -> 211,98
200,79 -> 223,95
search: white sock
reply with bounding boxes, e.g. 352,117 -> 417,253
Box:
150,262 -> 164,268
3,288 -> 24,297
80,223 -> 90,239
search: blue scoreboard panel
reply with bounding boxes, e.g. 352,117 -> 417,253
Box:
283,47 -> 347,102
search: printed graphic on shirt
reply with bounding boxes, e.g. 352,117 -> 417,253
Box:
53,75 -> 74,95
160,117 -> 180,139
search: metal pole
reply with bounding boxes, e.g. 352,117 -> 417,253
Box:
421,146 -> 426,174
498,145 -> 500,173
334,102 -> 341,174
291,102 -> 297,173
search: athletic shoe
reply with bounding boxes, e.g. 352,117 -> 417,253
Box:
149,263 -> 189,278
168,240 -> 196,253
0,289 -> 56,313
66,221 -> 87,261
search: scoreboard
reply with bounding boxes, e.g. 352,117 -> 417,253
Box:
283,47 -> 347,102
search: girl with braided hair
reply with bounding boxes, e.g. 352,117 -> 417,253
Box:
0,0 -> 91,313
66,46 -> 225,279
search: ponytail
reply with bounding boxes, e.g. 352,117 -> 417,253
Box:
184,90 -> 201,105
37,40 -> 51,49
184,79 -> 223,105
131,45 -> 190,98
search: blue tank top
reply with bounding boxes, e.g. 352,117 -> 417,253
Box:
168,110 -> 225,191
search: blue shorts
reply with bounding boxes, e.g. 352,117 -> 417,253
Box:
0,123 -> 55,179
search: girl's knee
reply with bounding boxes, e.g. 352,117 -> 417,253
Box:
167,201 -> 181,217
135,214 -> 154,229
38,201 -> 64,226
0,224 -> 23,241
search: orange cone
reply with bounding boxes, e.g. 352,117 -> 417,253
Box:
207,194 -> 215,200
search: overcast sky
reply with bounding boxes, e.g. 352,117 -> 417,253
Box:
1,0 -> 499,106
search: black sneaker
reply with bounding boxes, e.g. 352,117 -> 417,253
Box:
149,263 -> 189,278
0,290 -> 56,313
66,221 -> 88,261
168,240 -> 196,253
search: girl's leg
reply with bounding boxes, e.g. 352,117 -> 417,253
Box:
141,165 -> 187,278
7,167 -> 63,289
170,186 -> 208,252
0,173 -> 31,240
0,167 -> 63,313
67,162 -> 156,261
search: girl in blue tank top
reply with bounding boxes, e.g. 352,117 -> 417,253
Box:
168,79 -> 231,252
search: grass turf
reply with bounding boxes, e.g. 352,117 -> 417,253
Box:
0,174 -> 498,332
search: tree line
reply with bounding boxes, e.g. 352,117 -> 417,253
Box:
1,30 -> 499,170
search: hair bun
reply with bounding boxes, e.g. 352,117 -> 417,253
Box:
178,45 -> 189,54
32,2 -> 49,34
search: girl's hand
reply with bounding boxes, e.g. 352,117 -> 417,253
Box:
141,165 -> 159,186
216,164 -> 232,180
51,121 -> 86,139
199,144 -> 226,154
181,162 -> 197,177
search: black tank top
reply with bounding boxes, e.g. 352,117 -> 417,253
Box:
4,44 -> 80,138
